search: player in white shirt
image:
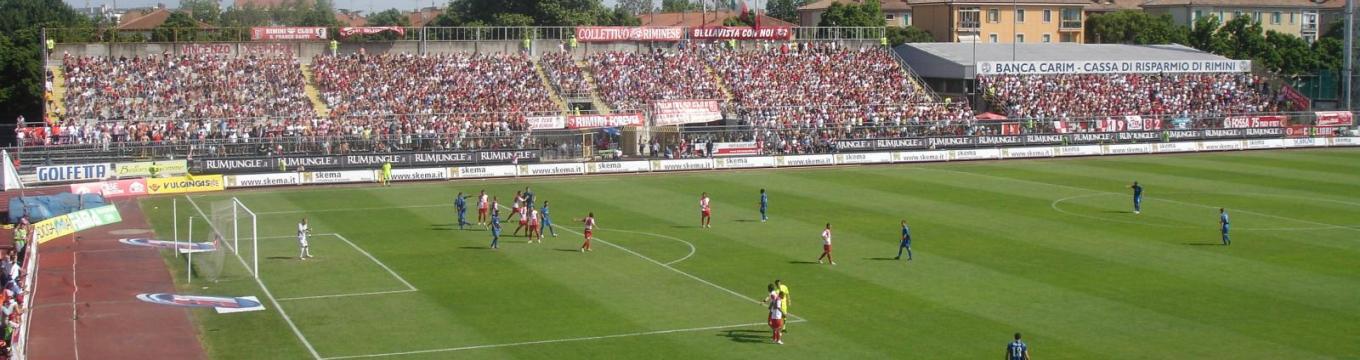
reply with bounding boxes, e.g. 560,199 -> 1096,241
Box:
577,213 -> 596,252
528,207 -> 542,242
476,190 -> 489,226
512,191 -> 528,236
298,217 -> 313,260
700,192 -> 712,228
765,283 -> 784,344
816,223 -> 835,265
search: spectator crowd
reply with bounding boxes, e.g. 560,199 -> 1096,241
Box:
588,49 -> 724,113
539,51 -> 592,98
979,73 -> 1279,121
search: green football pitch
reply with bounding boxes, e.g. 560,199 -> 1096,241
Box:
140,148 -> 1360,359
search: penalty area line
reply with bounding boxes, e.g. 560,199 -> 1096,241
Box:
320,319 -> 806,359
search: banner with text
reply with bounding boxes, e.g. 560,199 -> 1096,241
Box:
689,27 -> 793,40
70,179 -> 148,198
339,26 -> 406,38
115,160 -> 189,178
35,163 -> 113,183
251,27 -> 327,40
1224,115 -> 1286,129
653,100 -> 722,126
977,60 -> 1252,75
1314,111 -> 1354,127
146,175 -> 225,195
526,116 -> 566,130
576,27 -> 684,42
712,141 -> 761,157
33,205 -> 121,244
566,114 -> 644,129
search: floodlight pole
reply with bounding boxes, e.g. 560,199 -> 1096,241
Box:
173,197 -> 179,258
187,216 -> 193,285
1346,0 -> 1355,110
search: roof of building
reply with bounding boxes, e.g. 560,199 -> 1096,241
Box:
896,42 -> 1232,79
407,7 -> 443,27
1086,0 -> 1149,12
798,0 -> 913,11
1140,0 -> 1340,8
233,0 -> 314,8
115,8 -> 213,30
335,11 -> 367,27
638,11 -> 798,27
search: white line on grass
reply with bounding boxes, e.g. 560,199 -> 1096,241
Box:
276,289 -> 418,302
593,228 -> 696,265
185,196 -> 324,360
320,319 -> 806,360
257,204 -> 447,215
332,234 -> 418,291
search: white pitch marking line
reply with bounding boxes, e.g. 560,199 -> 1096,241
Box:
320,319 -> 807,360
928,167 -> 1360,234
333,233 -> 419,292
257,204 -> 447,215
186,195 -> 324,360
277,289 -> 418,302
593,228 -> 697,265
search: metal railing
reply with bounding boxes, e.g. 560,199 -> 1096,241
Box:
44,26 -> 890,45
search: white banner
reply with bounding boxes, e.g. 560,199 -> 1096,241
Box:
225,173 -> 299,188
34,163 -> 113,183
1003,147 -> 1055,159
715,156 -> 776,169
777,155 -> 835,167
653,99 -> 722,126
1245,139 -> 1285,149
895,150 -> 949,163
1157,142 -> 1197,153
1332,137 -> 1360,146
835,152 -> 892,164
586,161 -> 651,174
651,159 -> 714,171
303,170 -> 376,184
1057,146 -> 1102,156
1200,140 -> 1245,151
453,165 -> 518,178
950,149 -> 1002,161
712,142 -> 761,157
1105,144 -> 1154,155
526,116 -> 566,130
518,163 -> 585,176
1286,138 -> 1321,148
391,168 -> 449,182
977,60 -> 1252,75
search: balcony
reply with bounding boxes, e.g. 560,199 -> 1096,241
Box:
1302,23 -> 1318,33
1060,20 -> 1082,30
958,20 -> 981,30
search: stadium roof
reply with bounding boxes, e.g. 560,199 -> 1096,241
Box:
895,43 -> 1233,80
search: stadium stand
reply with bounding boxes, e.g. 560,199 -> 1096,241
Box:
978,73 -> 1278,120
588,49 -> 724,113
539,51 -> 592,99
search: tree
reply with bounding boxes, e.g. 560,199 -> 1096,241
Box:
616,0 -> 655,16
181,0 -> 222,25
818,0 -> 884,27
723,9 -> 757,26
435,0 -> 630,27
0,0 -> 90,141
151,12 -> 203,42
661,0 -> 701,12
1214,16 -> 1267,61
1085,10 -> 1187,45
766,0 -> 809,23
1262,30 -> 1315,75
366,8 -> 412,26
1188,15 -> 1229,54
1313,37 -> 1343,71
886,26 -> 932,45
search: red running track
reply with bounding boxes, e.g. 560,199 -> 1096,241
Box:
22,197 -> 205,360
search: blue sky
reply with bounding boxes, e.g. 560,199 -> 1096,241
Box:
65,0 -> 633,13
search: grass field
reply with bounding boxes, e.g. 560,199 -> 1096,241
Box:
139,148 -> 1360,359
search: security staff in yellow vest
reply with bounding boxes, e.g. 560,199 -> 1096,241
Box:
329,39 -> 338,56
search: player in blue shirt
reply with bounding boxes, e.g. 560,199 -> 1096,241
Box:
489,209 -> 502,249
1220,208 -> 1230,246
895,220 -> 912,260
1130,181 -> 1143,214
524,187 -> 536,209
454,192 -> 471,230
541,201 -> 558,238
759,189 -> 769,222
1007,333 -> 1030,360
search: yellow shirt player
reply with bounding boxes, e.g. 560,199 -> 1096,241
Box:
775,279 -> 790,332
381,161 -> 392,186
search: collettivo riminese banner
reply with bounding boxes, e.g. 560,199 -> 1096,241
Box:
575,27 -> 684,42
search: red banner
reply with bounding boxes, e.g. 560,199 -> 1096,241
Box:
712,141 -> 760,156
1287,125 -> 1343,138
339,27 -> 406,38
1314,111 -> 1354,127
689,27 -> 793,40
70,179 -> 148,199
576,27 -> 684,42
1282,85 -> 1311,110
251,27 -> 327,41
1098,116 -> 1163,132
653,100 -> 722,126
566,114 -> 644,129
1224,115 -> 1285,128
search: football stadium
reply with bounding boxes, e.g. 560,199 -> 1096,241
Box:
1,0 -> 1359,359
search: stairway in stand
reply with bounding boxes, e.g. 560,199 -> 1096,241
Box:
533,59 -> 569,112
576,59 -> 612,115
46,66 -> 68,121
300,64 -> 331,118
704,62 -> 735,104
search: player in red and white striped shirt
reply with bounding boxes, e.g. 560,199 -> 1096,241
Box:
528,207 -> 541,243
700,192 -> 712,228
577,213 -> 596,252
817,223 -> 835,265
